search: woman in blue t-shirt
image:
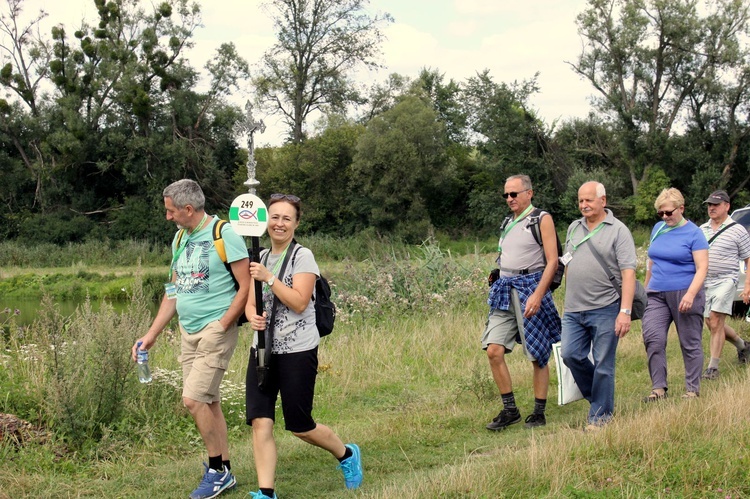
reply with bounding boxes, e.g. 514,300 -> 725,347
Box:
642,188 -> 708,402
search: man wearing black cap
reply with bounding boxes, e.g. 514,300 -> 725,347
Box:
699,190 -> 750,380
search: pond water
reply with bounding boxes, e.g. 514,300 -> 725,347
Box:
0,297 -> 159,327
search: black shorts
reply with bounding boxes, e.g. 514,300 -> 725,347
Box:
246,347 -> 318,433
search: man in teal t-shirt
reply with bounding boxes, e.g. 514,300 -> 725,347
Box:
133,179 -> 250,499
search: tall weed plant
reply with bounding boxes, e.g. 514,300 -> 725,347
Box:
0,275 -> 191,455
331,238 -> 488,326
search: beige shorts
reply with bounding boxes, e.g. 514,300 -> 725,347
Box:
179,320 -> 239,403
704,279 -> 736,317
481,308 -> 536,361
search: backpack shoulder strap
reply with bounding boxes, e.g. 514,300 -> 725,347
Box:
291,241 -> 302,263
528,208 -> 545,246
707,222 -> 737,245
212,219 -> 228,264
499,215 -> 513,232
281,241 -> 298,282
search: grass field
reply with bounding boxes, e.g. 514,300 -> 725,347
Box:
1,242 -> 749,498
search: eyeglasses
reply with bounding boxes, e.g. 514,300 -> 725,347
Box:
502,189 -> 529,199
657,209 -> 676,217
270,193 -> 300,203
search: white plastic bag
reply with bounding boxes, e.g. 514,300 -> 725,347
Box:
552,341 -> 588,405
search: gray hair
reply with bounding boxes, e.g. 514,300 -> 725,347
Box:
506,174 -> 532,191
163,179 -> 205,211
585,181 -> 606,197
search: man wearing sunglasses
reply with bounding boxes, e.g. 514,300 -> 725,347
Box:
699,190 -> 750,380
483,174 -> 562,431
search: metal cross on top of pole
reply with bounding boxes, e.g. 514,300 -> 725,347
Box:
229,101 -> 270,388
237,100 -> 266,196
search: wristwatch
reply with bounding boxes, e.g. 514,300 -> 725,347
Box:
266,276 -> 275,287
620,308 -> 631,315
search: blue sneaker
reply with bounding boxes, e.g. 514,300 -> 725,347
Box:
248,491 -> 277,499
337,443 -> 363,489
189,463 -> 236,499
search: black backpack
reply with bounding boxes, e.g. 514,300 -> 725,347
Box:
312,273 -> 336,337
498,208 -> 565,292
290,244 -> 336,337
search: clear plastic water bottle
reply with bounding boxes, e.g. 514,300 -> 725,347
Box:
136,341 -> 152,383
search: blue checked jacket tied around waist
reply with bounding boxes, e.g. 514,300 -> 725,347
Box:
487,272 -> 561,368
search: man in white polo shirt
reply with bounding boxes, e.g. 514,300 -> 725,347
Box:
700,190 -> 750,380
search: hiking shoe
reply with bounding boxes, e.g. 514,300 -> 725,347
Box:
524,413 -> 546,428
701,367 -> 719,380
338,443 -> 363,489
249,491 -> 277,499
738,342 -> 750,364
189,464 -> 236,499
486,409 -> 521,431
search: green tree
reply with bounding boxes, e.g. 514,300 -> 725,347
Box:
358,72 -> 409,123
254,0 -> 392,143
411,68 -> 474,232
351,94 -> 447,242
570,0 -> 750,195
553,116 -> 633,221
255,118 -> 365,234
632,167 -> 670,223
685,47 -> 750,198
462,70 -> 559,233
0,0 -> 248,244
0,0 -> 52,211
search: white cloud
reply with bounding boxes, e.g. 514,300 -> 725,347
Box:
453,0 -> 507,16
381,23 -> 441,74
446,20 -> 478,38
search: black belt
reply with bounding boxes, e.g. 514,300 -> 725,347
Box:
501,266 -> 545,275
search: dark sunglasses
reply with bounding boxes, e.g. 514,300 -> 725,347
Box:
270,193 -> 301,203
502,189 -> 529,199
656,209 -> 676,217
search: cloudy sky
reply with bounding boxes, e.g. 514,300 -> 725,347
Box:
10,0 -> 595,146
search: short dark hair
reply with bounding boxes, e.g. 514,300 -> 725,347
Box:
268,193 -> 301,221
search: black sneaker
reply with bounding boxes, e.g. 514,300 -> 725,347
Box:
486,409 -> 521,431
524,413 -> 546,428
738,342 -> 750,364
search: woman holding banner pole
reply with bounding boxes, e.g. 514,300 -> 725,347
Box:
245,194 -> 362,499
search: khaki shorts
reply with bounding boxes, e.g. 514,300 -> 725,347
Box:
179,320 -> 239,403
704,279 -> 736,317
481,308 -> 536,361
